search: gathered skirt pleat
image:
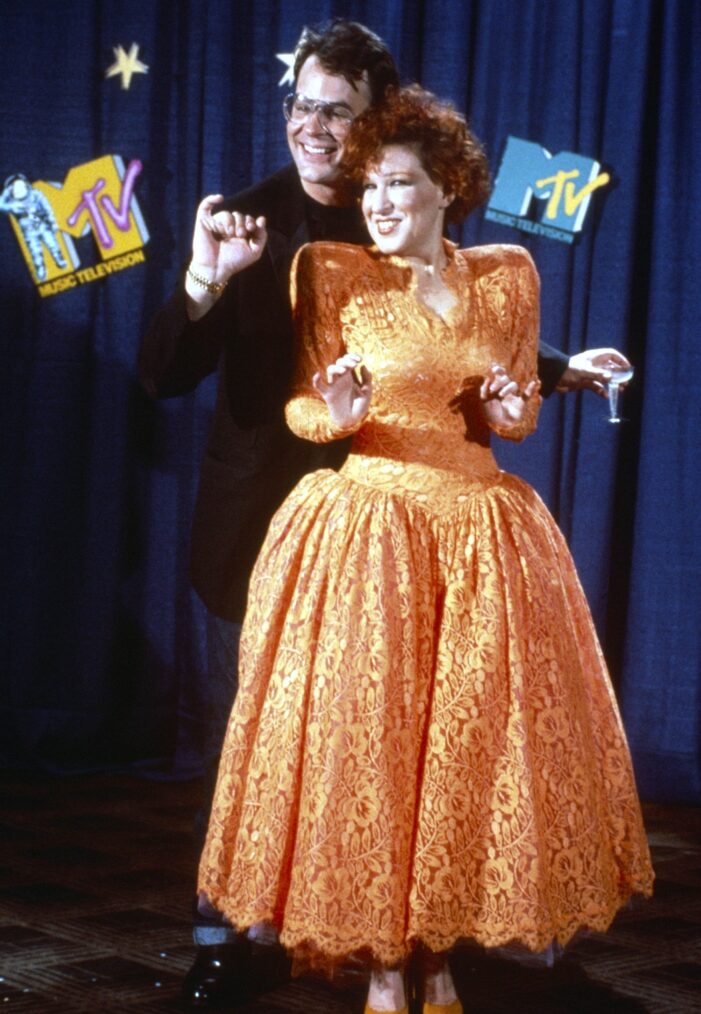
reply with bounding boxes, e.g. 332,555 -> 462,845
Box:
198,468 -> 653,968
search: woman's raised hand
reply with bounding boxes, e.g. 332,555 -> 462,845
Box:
480,363 -> 538,428
313,353 -> 373,431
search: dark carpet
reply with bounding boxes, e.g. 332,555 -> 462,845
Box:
1,774 -> 700,1012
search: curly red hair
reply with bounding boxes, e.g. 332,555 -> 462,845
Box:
341,86 -> 491,223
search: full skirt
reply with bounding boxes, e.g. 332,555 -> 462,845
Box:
198,468 -> 653,968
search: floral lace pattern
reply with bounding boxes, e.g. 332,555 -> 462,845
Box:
198,242 -> 653,969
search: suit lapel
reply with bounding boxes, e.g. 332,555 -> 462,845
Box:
266,219 -> 309,294
264,167 -> 309,295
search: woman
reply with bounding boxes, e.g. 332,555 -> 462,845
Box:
199,87 -> 653,1014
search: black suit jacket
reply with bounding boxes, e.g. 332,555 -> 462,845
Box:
139,164 -> 568,621
139,166 -> 364,620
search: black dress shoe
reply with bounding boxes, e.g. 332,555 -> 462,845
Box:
249,939 -> 292,994
182,940 -> 251,1009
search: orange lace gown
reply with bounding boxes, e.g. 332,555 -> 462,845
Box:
198,241 -> 653,968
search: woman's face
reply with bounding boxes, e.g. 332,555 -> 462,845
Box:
361,144 -> 450,261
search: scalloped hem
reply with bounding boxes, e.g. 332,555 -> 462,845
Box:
199,877 -> 653,976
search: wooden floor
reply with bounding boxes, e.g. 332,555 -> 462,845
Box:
1,773 -> 700,1012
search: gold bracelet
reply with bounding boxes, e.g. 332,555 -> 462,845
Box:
187,266 -> 227,295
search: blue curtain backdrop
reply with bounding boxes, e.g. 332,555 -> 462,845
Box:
1,0 -> 699,799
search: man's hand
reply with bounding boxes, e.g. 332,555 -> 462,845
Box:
186,194 -> 267,319
556,348 -> 632,397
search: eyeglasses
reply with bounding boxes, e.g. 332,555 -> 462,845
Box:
283,93 -> 355,135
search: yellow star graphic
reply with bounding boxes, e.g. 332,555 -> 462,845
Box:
105,43 -> 149,90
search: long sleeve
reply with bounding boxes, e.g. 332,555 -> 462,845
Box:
285,243 -> 366,443
487,247 -> 542,442
138,274 -> 229,399
537,340 -> 569,397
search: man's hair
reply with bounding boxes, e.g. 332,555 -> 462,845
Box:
293,19 -> 399,106
341,86 -> 492,224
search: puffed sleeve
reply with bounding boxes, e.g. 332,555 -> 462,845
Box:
488,247 -> 542,442
285,243 -> 367,443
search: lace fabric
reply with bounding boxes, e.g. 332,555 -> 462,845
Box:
198,241 -> 653,970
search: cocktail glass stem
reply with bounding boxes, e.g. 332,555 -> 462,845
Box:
608,382 -> 622,422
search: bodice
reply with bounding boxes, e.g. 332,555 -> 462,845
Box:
286,241 -> 541,509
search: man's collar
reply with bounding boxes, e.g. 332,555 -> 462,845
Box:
266,166 -> 361,238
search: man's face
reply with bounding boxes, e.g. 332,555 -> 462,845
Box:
287,55 -> 372,205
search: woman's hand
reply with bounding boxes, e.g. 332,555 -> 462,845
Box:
313,353 -> 373,430
480,364 -> 538,428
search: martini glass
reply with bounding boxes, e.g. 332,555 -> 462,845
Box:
606,365 -> 634,423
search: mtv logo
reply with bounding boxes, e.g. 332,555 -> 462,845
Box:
485,136 -> 611,242
1,155 -> 148,286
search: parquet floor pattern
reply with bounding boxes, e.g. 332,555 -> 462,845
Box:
1,774 -> 700,1012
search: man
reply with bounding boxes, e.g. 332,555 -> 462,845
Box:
139,19 -> 629,1008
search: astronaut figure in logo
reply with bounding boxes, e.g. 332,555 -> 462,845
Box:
0,173 -> 68,281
